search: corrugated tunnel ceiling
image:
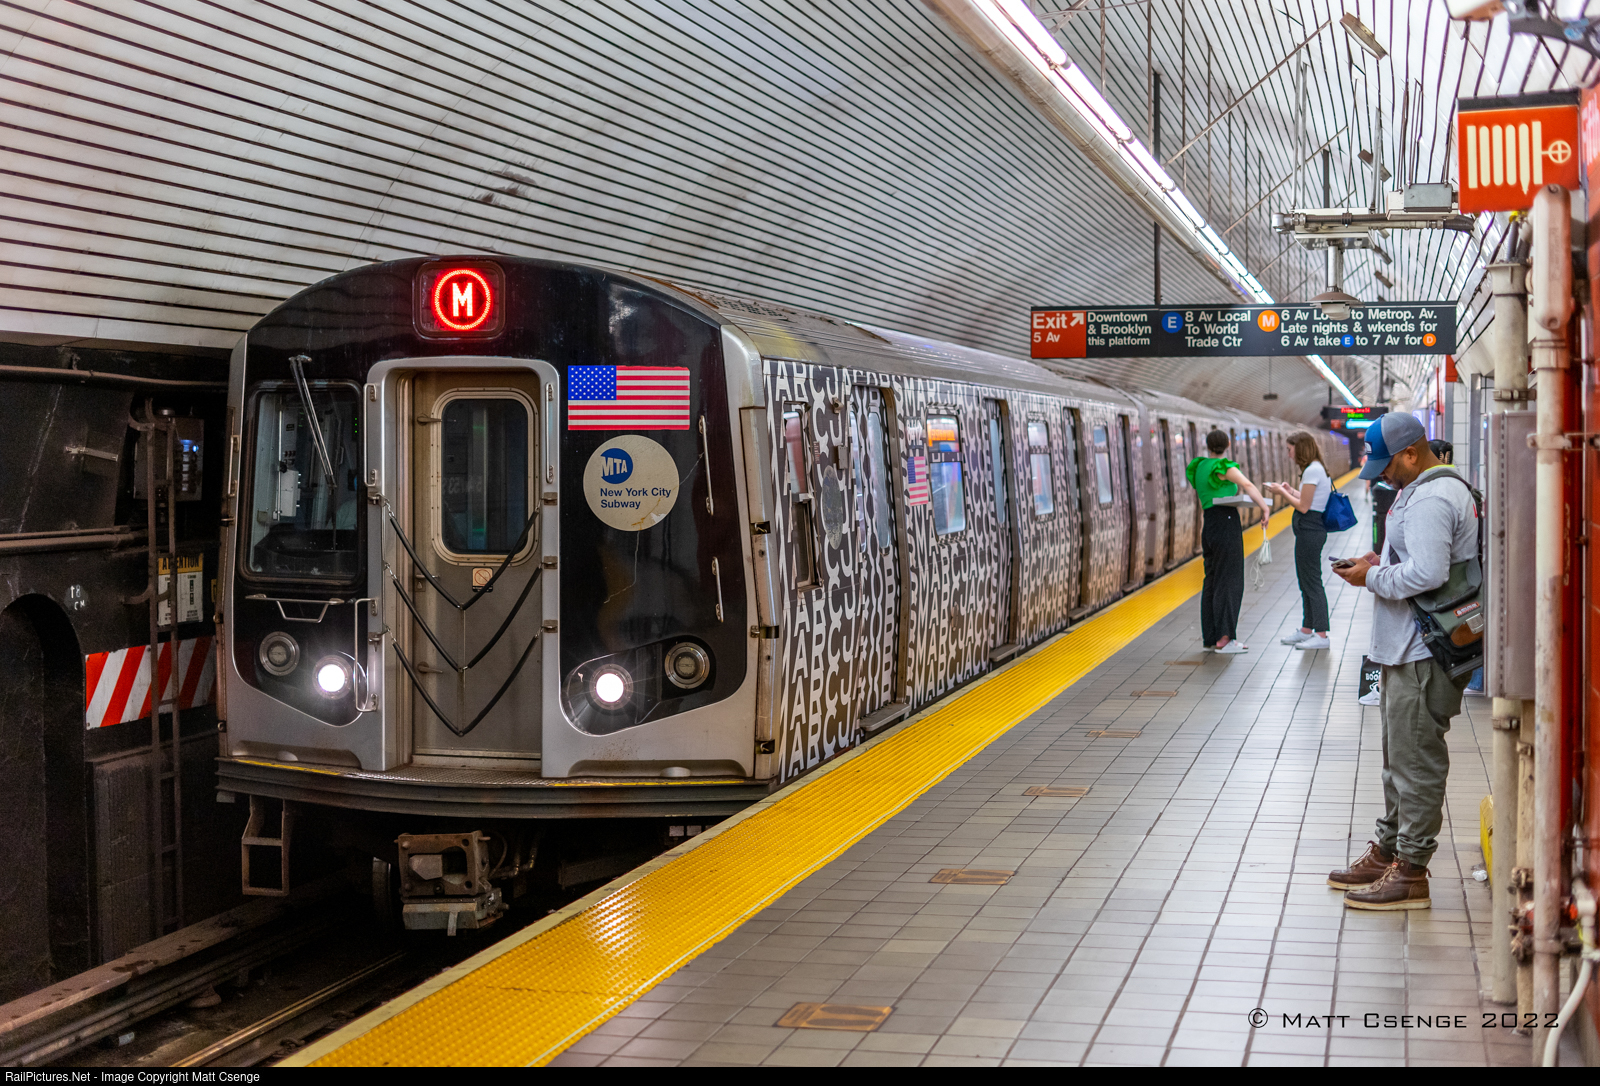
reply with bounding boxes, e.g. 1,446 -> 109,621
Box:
0,1 -> 1589,420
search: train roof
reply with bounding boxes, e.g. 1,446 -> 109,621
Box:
668,281 -> 1335,441
664,283 -> 1135,409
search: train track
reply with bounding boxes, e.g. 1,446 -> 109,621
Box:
0,871 -> 365,1067
3,862 -> 612,1068
172,951 -> 410,1067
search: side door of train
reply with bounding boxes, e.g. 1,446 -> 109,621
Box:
849,386 -> 904,724
1156,418 -> 1177,568
1117,412 -> 1143,590
982,399 -> 1019,655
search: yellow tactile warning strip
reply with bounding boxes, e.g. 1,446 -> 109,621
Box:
311,477 -> 1352,1067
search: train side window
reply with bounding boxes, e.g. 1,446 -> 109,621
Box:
783,407 -> 819,586
438,396 -> 531,556
245,384 -> 361,581
863,409 -> 893,550
1062,410 -> 1083,506
1172,427 -> 1189,487
927,414 -> 966,536
988,415 -> 1009,527
1090,425 -> 1114,506
1026,420 -> 1054,516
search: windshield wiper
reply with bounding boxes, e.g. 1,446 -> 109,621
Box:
287,354 -> 338,492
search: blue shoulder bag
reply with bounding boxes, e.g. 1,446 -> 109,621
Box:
1322,488 -> 1357,532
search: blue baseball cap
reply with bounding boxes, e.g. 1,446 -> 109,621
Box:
1359,412 -> 1428,480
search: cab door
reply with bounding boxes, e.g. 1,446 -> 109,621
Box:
405,370 -> 546,760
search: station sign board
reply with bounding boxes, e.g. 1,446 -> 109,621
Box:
1029,303 -> 1455,359
1320,405 -> 1389,431
1457,91 -> 1580,213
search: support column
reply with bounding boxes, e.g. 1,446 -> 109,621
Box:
1528,186 -> 1571,1047
1486,259 -> 1528,1007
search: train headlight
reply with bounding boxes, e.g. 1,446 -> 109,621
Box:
664,643 -> 710,690
592,666 -> 630,707
314,656 -> 352,698
259,632 -> 300,677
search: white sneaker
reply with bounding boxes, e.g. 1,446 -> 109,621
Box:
1215,641 -> 1249,654
1358,689 -> 1381,706
1295,635 -> 1331,651
1280,630 -> 1314,645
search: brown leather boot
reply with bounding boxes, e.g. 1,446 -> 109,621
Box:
1327,842 -> 1393,889
1343,858 -> 1431,911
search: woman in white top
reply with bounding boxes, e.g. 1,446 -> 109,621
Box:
1264,432 -> 1332,650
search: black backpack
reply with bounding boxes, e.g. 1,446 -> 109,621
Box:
1404,470 -> 1485,680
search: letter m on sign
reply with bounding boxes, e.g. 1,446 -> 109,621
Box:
451,280 -> 475,319
1031,309 -> 1088,359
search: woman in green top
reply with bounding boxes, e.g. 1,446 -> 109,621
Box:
1185,429 -> 1271,653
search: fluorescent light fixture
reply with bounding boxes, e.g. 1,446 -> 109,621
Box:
968,0 -> 1348,392
1340,13 -> 1389,60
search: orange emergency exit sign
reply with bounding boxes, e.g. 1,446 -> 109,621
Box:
1457,92 -> 1580,213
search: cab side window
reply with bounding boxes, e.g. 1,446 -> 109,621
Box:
783,407 -> 819,587
927,414 -> 966,536
1026,420 -> 1054,516
860,408 -> 894,550
1090,425 -> 1115,506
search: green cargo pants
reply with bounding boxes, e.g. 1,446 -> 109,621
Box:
1374,659 -> 1471,869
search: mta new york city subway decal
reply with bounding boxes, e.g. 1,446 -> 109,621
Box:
582,435 -> 680,531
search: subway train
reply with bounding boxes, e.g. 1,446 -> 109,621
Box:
216,256 -> 1347,928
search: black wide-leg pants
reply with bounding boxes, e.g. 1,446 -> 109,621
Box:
1200,505 -> 1243,645
1291,508 -> 1330,632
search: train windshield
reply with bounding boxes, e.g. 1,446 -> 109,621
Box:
245,384 -> 361,580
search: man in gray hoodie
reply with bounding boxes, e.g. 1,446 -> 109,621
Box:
1327,412 -> 1478,910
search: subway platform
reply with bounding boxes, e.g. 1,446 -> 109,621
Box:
297,494 -> 1555,1067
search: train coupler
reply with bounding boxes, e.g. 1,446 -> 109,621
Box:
396,830 -> 508,934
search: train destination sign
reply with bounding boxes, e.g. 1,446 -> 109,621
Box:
1029,303 -> 1455,359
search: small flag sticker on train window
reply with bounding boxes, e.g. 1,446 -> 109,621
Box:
906,453 -> 930,506
567,366 -> 691,430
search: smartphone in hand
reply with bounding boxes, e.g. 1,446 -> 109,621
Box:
1329,557 -> 1357,569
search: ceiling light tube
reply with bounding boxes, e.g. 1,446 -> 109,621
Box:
992,0 -> 1069,64
934,0 -> 1362,405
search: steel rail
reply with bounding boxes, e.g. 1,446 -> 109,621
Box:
173,951 -> 408,1068
0,916 -> 344,1067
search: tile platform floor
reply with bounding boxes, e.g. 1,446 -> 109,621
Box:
551,497 -> 1567,1067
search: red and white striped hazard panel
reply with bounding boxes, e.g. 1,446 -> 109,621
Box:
85,637 -> 216,729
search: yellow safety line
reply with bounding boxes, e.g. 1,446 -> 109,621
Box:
314,478 -> 1352,1067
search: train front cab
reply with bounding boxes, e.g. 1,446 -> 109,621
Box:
217,259 -> 771,920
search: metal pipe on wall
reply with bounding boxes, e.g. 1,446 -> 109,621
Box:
1528,185 -> 1572,1039
1486,259 -> 1529,1006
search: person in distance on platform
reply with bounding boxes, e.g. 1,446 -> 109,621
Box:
1428,438 -> 1454,464
1264,432 -> 1333,652
1328,413 -> 1477,912
1185,430 -> 1271,655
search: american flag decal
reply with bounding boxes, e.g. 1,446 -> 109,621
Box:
85,636 -> 216,729
906,454 -> 930,506
567,366 -> 691,430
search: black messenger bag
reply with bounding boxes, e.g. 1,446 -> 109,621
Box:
1405,471 -> 1485,680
